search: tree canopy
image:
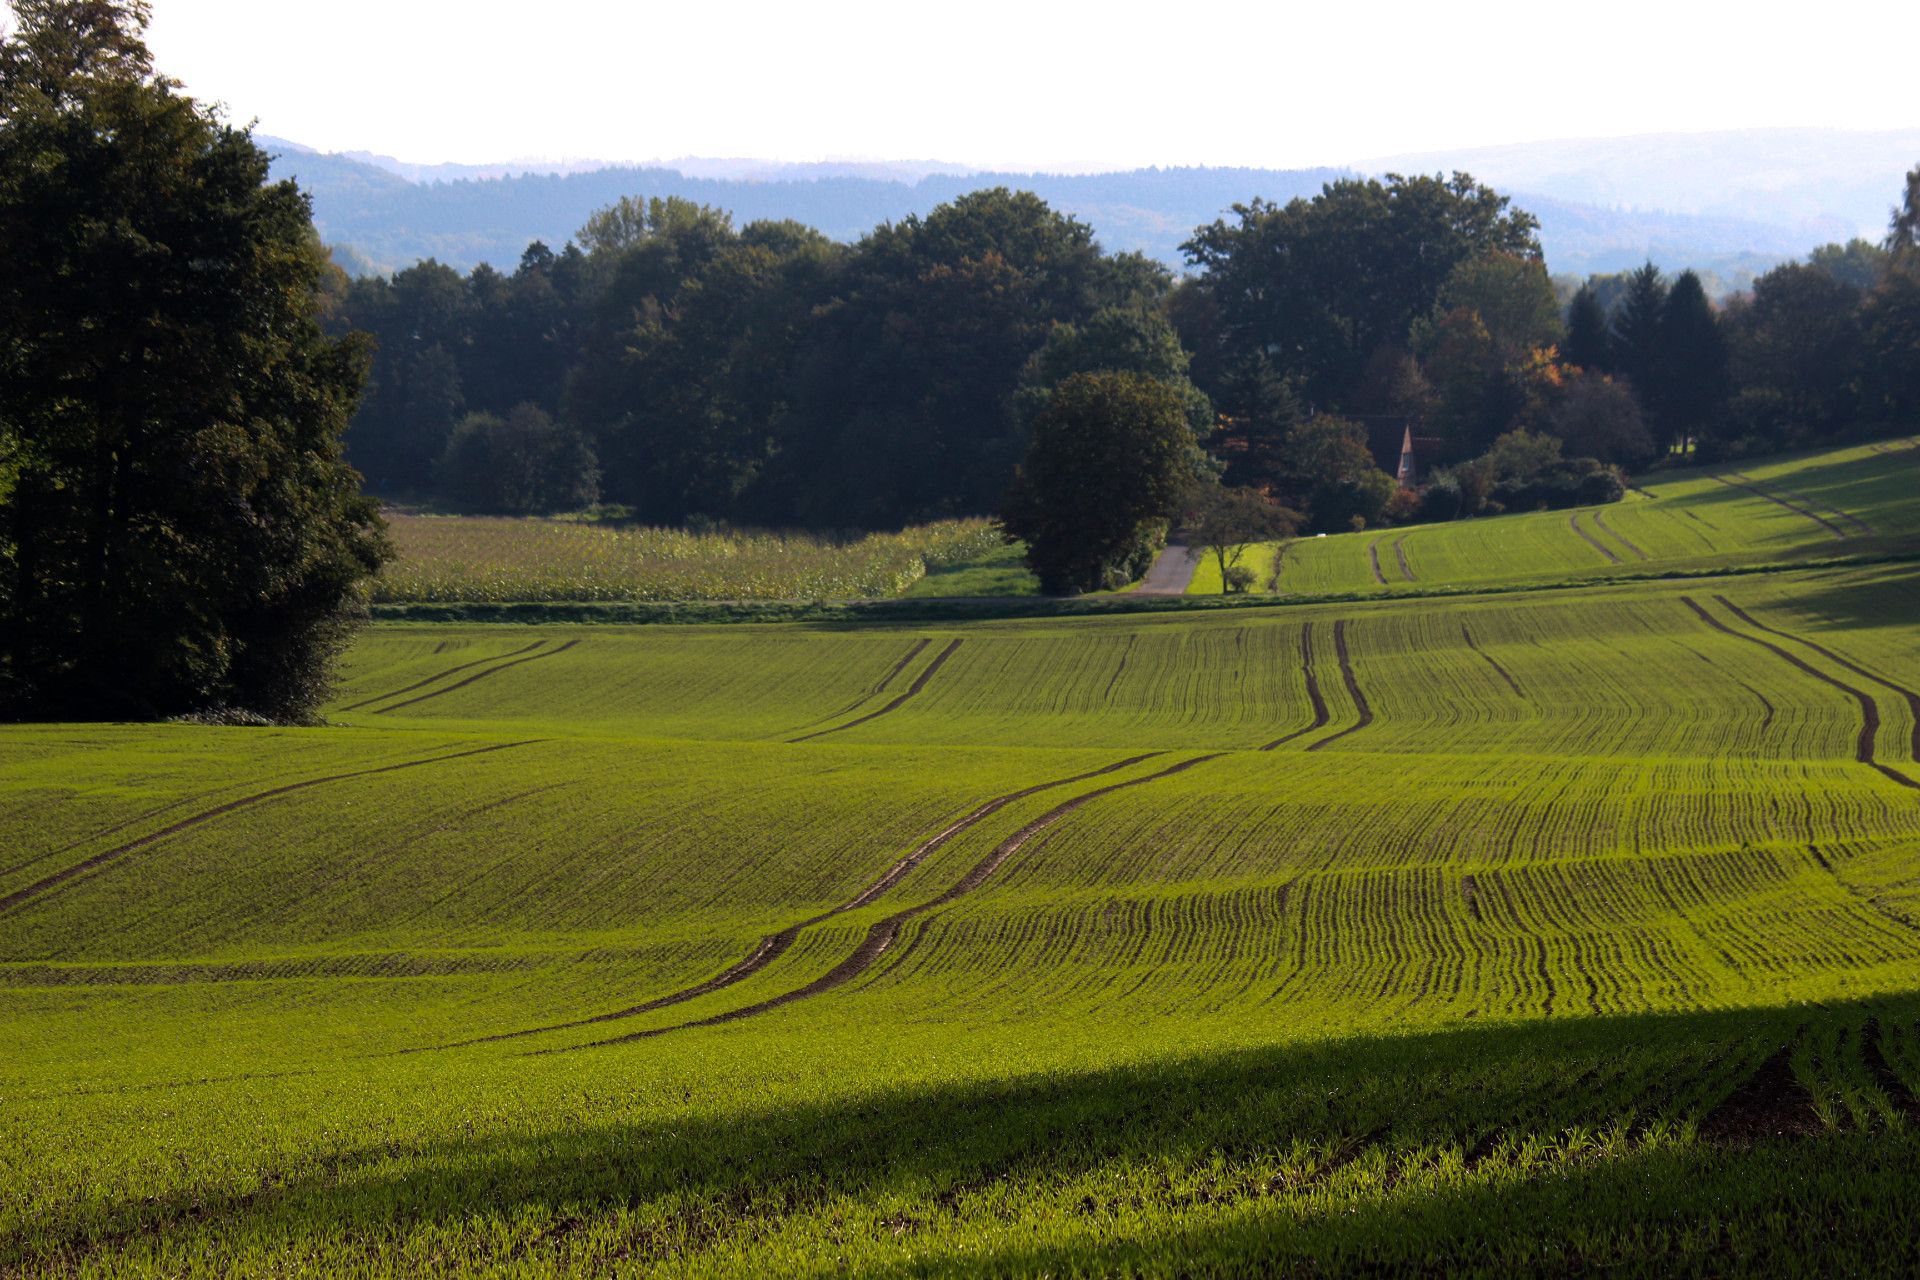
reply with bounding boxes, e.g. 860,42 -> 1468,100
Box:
0,0 -> 385,721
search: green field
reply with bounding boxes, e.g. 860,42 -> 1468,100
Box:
1191,438 -> 1920,597
6,444 -> 1920,1274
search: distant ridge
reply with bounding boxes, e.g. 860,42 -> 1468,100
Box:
264,127 -> 1919,287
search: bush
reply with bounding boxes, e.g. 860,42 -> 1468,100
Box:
438,405 -> 600,515
1419,473 -> 1465,522
1577,468 -> 1626,505
1223,564 -> 1257,593
1383,486 -> 1421,525
1549,373 -> 1657,470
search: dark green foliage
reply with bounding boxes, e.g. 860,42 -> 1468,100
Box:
1182,174 -> 1541,406
1418,473 -> 1465,522
0,1 -> 387,722
1561,284 -> 1611,371
1889,165 -> 1920,264
1725,264 -> 1862,434
1284,415 -> 1396,533
1808,239 -> 1890,291
1548,372 -> 1656,470
1000,373 -> 1194,594
1608,263 -> 1668,409
437,405 -> 599,515
1656,271 -> 1729,451
1858,267 -> 1920,426
1454,429 -> 1622,514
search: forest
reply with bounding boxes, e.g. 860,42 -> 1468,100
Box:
333,169 -> 1920,540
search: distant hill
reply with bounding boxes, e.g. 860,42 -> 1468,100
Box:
263,128 -> 1918,289
1364,128 -> 1920,242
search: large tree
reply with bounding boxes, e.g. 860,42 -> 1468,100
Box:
1561,284 -> 1611,371
1657,271 -> 1729,453
1182,173 -> 1541,406
0,0 -> 387,721
1000,372 -> 1194,595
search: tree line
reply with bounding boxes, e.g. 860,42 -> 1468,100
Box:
336,165 -> 1920,537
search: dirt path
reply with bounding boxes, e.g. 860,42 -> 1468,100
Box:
0,741 -> 543,917
1305,621 -> 1374,752
1680,596 -> 1917,790
1134,544 -> 1197,595
425,754 -> 1167,1050
1715,596 -> 1920,760
579,752 -> 1227,1047
1461,624 -> 1526,699
788,639 -> 963,742
1709,474 -> 1848,539
1590,510 -> 1649,561
1569,512 -> 1620,564
1366,540 -> 1388,586
780,639 -> 930,737
337,641 -> 548,713
1262,623 -> 1329,750
1393,536 -> 1415,582
1698,1039 -> 1819,1144
372,641 -> 582,714
1730,471 -> 1872,536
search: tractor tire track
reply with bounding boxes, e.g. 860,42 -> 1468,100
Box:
579,752 -> 1227,1047
1569,512 -> 1620,563
1305,621 -> 1373,752
1261,623 -> 1328,750
1863,1017 -> 1920,1121
1393,536 -> 1415,582
1366,539 -> 1387,586
0,741 -> 543,917
788,639 -> 962,743
1709,474 -> 1848,539
371,641 -> 582,714
780,639 -> 931,737
1715,596 -> 1920,760
429,754 -> 1166,1049
1730,471 -> 1871,536
1590,510 -> 1648,561
1699,1038 -> 1819,1144
336,641 -> 548,713
1679,596 -> 1918,790
1461,624 -> 1526,699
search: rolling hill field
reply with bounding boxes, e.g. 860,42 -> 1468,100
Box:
4,444 -> 1920,1274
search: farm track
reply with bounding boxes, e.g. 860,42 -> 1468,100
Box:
1710,474 -> 1848,539
1590,510 -> 1649,561
1697,1038 -> 1820,1144
789,640 -> 963,742
1713,596 -> 1920,759
1366,540 -> 1388,586
1305,621 -> 1373,752
433,753 -> 1166,1048
336,641 -> 547,712
1393,536 -> 1415,581
581,752 -> 1229,1047
1461,624 -> 1526,699
781,639 -> 930,737
1261,624 -> 1328,749
1679,597 -> 1919,790
370,641 -> 582,713
1863,1018 -> 1920,1120
1730,471 -> 1872,537
0,741 -> 542,917
1569,512 -> 1620,564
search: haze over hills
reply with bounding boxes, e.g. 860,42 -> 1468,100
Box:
265,128 -> 1918,290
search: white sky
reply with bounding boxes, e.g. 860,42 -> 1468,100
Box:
94,0 -> 1920,168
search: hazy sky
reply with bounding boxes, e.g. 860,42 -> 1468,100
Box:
111,0 -> 1920,168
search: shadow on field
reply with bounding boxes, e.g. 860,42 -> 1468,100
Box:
18,997 -> 1920,1273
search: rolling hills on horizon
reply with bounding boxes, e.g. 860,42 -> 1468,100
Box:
266,127 -> 1917,291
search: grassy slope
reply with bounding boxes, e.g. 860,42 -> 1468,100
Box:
4,447 -> 1920,1274
1189,439 -> 1920,597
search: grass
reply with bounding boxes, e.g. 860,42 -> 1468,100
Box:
1195,438 -> 1920,598
4,441 -> 1920,1274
